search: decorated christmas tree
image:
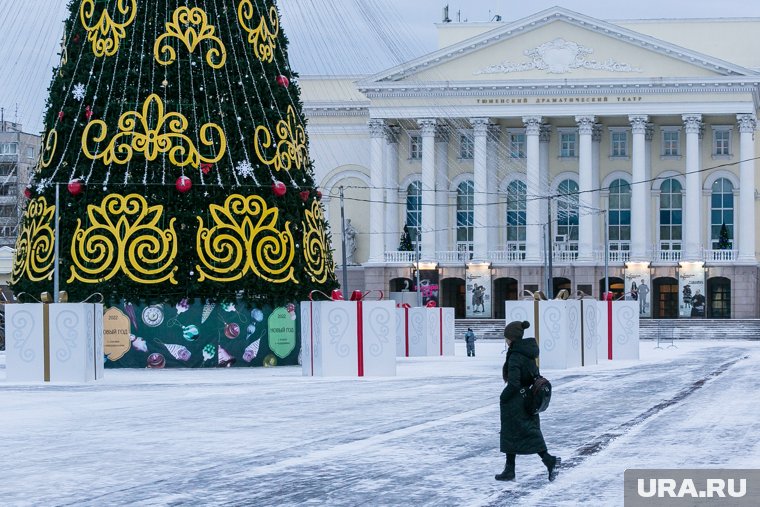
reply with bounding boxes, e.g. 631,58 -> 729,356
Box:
10,0 -> 337,367
717,223 -> 732,250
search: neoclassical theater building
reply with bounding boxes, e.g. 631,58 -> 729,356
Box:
297,6 -> 760,319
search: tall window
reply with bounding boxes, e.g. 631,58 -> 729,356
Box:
508,132 -> 526,158
505,180 -> 526,250
610,130 -> 628,157
662,129 -> 680,156
713,128 -> 731,156
405,181 -> 422,247
559,132 -> 577,158
608,179 -> 631,250
456,180 -> 474,255
659,178 -> 682,250
409,135 -> 422,160
710,178 -> 734,249
556,179 -> 579,247
459,133 -> 474,159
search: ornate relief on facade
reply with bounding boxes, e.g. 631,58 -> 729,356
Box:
475,38 -> 642,75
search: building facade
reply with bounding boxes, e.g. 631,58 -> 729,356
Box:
298,7 -> 760,319
0,119 -> 40,288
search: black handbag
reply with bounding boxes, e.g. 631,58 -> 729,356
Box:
520,374 -> 552,415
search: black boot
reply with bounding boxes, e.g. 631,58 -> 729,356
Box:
495,454 -> 516,481
541,454 -> 561,482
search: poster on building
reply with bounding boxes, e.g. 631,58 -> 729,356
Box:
624,264 -> 651,318
412,269 -> 439,307
466,265 -> 492,318
679,263 -> 706,318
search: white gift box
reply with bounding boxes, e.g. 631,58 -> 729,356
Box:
595,300 -> 640,361
5,303 -> 104,382
579,300 -> 600,366
395,307 -> 454,357
537,300 -> 583,370
301,300 -> 397,376
504,300 -> 535,330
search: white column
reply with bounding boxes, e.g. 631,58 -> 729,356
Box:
435,126 -> 450,255
524,115 -> 542,263
471,118 -> 490,261
683,114 -> 702,261
592,123 -> 602,252
384,125 -> 400,256
539,124 -> 551,233
368,119 -> 386,263
629,115 -> 648,260
576,115 -> 595,262
645,124 -> 654,256
487,124 -> 501,255
418,119 -> 437,261
737,114 -> 757,263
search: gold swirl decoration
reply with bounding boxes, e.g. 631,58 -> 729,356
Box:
68,194 -> 178,285
11,197 -> 56,284
254,105 -> 308,172
238,2 -> 279,62
82,93 -> 226,167
196,194 -> 296,284
79,0 -> 137,58
155,7 -> 226,69
37,129 -> 58,172
58,32 -> 68,76
301,200 -> 334,284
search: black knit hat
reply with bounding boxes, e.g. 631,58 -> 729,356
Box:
504,320 -> 530,340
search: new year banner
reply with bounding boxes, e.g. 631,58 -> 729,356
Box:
624,266 -> 651,318
466,265 -> 492,318
679,264 -> 706,318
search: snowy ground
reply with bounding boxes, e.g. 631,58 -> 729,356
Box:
2,339 -> 759,507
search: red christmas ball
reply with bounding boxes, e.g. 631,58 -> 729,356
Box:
24,187 -> 32,199
176,175 -> 192,193
316,190 -> 323,200
299,190 -> 310,202
276,75 -> 290,88
67,179 -> 83,196
272,180 -> 287,197
224,322 -> 240,339
57,111 -> 64,121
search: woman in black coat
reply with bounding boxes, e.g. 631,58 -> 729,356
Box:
496,320 -> 560,482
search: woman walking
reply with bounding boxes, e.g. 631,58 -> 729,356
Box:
496,320 -> 560,482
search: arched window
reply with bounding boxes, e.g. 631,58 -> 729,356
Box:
456,180 -> 474,257
505,180 -> 526,253
659,178 -> 682,251
608,179 -> 631,252
556,179 -> 579,250
405,181 -> 422,247
710,178 -> 734,249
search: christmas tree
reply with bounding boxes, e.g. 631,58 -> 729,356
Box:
717,223 -> 731,250
11,0 -> 337,307
398,225 -> 413,252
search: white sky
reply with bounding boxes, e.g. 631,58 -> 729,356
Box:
2,340 -> 759,505
2,0 -> 760,134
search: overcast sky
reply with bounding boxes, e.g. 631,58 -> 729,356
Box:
3,0 -> 760,134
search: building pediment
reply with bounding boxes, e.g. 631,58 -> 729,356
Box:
359,6 -> 757,90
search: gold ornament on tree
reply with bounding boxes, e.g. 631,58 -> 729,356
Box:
79,0 -> 137,58
68,194 -> 179,285
254,105 -> 308,172
237,2 -> 279,63
196,194 -> 296,284
154,7 -> 227,69
81,93 -> 226,167
37,129 -> 58,172
301,200 -> 334,284
11,197 -> 56,284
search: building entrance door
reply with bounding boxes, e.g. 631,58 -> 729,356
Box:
441,278 -> 465,318
707,277 -> 731,318
653,277 -> 679,318
493,278 -> 518,319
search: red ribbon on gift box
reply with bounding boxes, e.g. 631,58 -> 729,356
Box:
357,301 -> 364,376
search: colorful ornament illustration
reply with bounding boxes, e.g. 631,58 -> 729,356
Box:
224,322 -> 240,339
218,346 -> 235,367
286,303 -> 296,320
164,343 -> 191,362
130,335 -> 147,352
202,343 -> 216,362
182,324 -> 200,341
251,308 -> 264,322
246,323 -> 256,337
124,302 -> 138,329
243,339 -> 261,363
221,302 -> 236,312
202,301 -> 215,323
142,305 -> 165,327
147,353 -> 166,368
176,298 -> 189,315
263,354 -> 277,367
